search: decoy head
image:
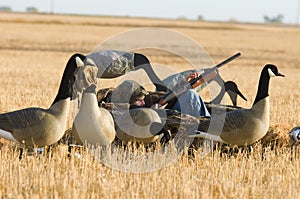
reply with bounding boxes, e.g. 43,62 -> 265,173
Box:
73,56 -> 99,94
54,53 -> 86,103
289,126 -> 300,144
264,64 -> 285,78
252,64 -> 285,105
224,81 -> 247,106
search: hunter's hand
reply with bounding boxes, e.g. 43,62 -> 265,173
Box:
186,72 -> 200,82
151,102 -> 168,109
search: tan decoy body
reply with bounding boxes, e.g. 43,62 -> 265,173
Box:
72,57 -> 116,146
194,64 -> 284,146
0,53 -> 87,147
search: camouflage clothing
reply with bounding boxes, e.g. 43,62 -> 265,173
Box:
111,80 -> 148,104
86,50 -> 135,78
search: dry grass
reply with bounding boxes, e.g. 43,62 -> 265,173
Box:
0,12 -> 299,198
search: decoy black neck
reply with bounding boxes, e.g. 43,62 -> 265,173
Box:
134,53 -> 168,92
52,53 -> 86,105
210,87 -> 226,104
253,68 -> 270,105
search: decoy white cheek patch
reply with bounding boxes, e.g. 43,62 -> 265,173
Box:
294,129 -> 300,135
268,68 -> 276,77
75,56 -> 84,67
0,129 -> 19,143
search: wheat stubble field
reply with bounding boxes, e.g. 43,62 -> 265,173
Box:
0,12 -> 300,198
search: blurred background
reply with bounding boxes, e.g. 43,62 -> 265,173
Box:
0,0 -> 300,25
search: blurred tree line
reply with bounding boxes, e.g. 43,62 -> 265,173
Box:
263,14 -> 284,23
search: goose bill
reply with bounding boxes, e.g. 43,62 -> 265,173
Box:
277,72 -> 285,77
236,89 -> 247,101
267,68 -> 285,77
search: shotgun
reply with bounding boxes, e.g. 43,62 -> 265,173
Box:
160,52 -> 241,106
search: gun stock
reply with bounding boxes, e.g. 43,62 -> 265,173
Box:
160,52 -> 241,106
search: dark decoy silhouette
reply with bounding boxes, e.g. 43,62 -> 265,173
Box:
209,80 -> 247,106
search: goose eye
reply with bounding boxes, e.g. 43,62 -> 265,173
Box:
267,68 -> 276,77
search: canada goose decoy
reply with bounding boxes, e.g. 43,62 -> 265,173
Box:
114,108 -> 164,144
72,57 -> 116,147
189,64 -> 284,146
209,81 -> 247,106
289,126 -> 300,144
109,80 -> 164,144
205,81 -> 247,115
0,53 -> 85,147
86,50 -> 168,92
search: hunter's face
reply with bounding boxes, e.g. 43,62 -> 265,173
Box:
132,95 -> 146,106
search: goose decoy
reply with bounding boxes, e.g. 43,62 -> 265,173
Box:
72,57 -> 116,147
96,80 -> 164,144
289,126 -> 300,143
115,108 -> 164,144
86,50 -> 168,92
209,81 -> 247,106
204,81 -> 247,115
0,53 -> 85,147
189,64 -> 284,146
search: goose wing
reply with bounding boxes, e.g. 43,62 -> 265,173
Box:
0,114 -> 13,132
197,109 -> 248,135
0,108 -> 47,131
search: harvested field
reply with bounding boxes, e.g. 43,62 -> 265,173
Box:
0,12 -> 299,198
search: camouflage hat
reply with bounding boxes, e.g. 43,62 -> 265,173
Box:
97,87 -> 114,103
111,80 -> 148,104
